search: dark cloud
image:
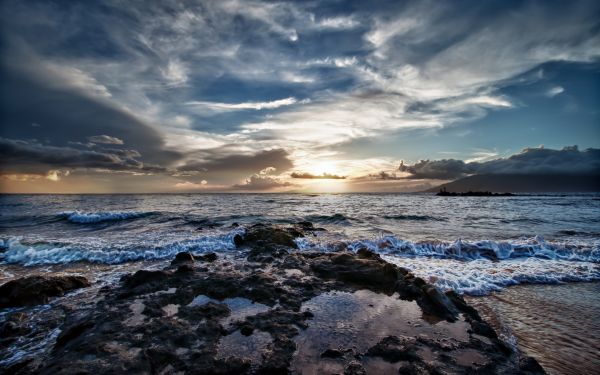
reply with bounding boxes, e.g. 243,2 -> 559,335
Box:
0,138 -> 163,174
87,135 -> 124,145
0,62 -> 182,167
365,171 -> 403,180
232,167 -> 294,190
178,149 -> 293,174
400,146 -> 600,180
290,172 -> 346,179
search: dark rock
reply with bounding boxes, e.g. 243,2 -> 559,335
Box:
0,312 -> 29,338
469,320 -> 498,339
233,234 -> 244,246
240,325 -> 254,336
311,252 -> 401,291
55,320 -> 95,348
171,251 -> 195,265
199,252 -> 218,262
236,224 -> 300,249
366,335 -> 419,362
344,360 -> 367,375
417,285 -> 459,322
320,348 -> 344,358
176,264 -> 194,273
519,356 -> 546,374
121,270 -> 170,288
397,362 -> 432,375
0,275 -> 90,308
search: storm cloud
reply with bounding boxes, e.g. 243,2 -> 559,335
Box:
399,146 -> 600,180
0,138 -> 161,174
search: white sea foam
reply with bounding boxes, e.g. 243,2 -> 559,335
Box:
296,235 -> 600,295
296,235 -> 600,263
57,211 -> 153,223
0,230 -> 241,266
382,255 -> 600,295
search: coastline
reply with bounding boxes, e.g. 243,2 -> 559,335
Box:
1,223 -> 545,374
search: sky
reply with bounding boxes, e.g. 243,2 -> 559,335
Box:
0,0 -> 599,193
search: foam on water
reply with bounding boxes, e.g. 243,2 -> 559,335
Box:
0,230 -> 241,266
57,211 -> 154,224
296,235 -> 600,295
383,256 -> 600,296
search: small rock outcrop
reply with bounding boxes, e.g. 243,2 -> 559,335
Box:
0,275 -> 90,308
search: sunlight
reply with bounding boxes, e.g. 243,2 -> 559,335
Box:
310,160 -> 338,176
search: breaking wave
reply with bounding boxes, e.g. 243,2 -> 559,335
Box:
297,235 -> 600,263
296,235 -> 600,295
57,211 -> 155,224
0,230 -> 241,266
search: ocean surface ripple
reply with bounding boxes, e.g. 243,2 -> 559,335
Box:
1,193 -> 599,295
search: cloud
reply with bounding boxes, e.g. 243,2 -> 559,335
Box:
178,148 -> 293,175
174,180 -> 207,189
290,172 -> 346,179
399,146 -> 600,180
87,135 -> 125,145
185,97 -> 305,112
233,167 -> 294,190
0,137 -> 160,174
546,86 -> 565,97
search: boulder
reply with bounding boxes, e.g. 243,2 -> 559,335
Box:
310,252 -> 401,290
121,270 -> 170,289
235,224 -> 300,249
171,251 -> 195,265
0,275 -> 90,308
366,335 -> 419,362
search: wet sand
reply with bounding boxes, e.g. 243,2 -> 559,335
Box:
467,282 -> 600,375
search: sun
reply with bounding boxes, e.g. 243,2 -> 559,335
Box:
310,160 -> 338,176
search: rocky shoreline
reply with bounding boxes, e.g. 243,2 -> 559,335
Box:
0,223 -> 545,374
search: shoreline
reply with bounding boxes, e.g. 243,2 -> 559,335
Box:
0,223 -> 546,374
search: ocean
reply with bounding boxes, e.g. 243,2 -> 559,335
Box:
1,193 -> 599,373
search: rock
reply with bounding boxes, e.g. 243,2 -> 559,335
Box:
198,252 -> 218,262
344,360 -> 367,375
235,224 -> 300,249
519,356 -> 546,374
418,285 -> 459,322
311,252 -> 401,291
171,251 -> 195,265
55,320 -> 95,348
320,348 -> 344,358
121,270 -> 170,289
240,325 -> 254,336
366,335 -> 418,362
0,275 -> 90,308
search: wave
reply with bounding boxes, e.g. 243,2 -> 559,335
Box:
304,213 -> 352,224
57,211 -> 155,224
296,235 -> 600,295
296,235 -> 600,263
0,230 -> 241,266
382,214 -> 444,221
382,255 -> 600,296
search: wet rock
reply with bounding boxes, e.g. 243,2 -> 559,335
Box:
171,251 -> 195,265
519,356 -> 546,374
417,285 -> 459,322
0,312 -> 29,339
366,335 -> 419,362
55,320 -> 95,348
199,252 -> 218,262
0,275 -> 90,308
121,270 -> 170,289
311,252 -> 401,291
397,362 -> 432,375
235,223 -> 300,249
344,360 -> 367,375
320,348 -> 345,358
